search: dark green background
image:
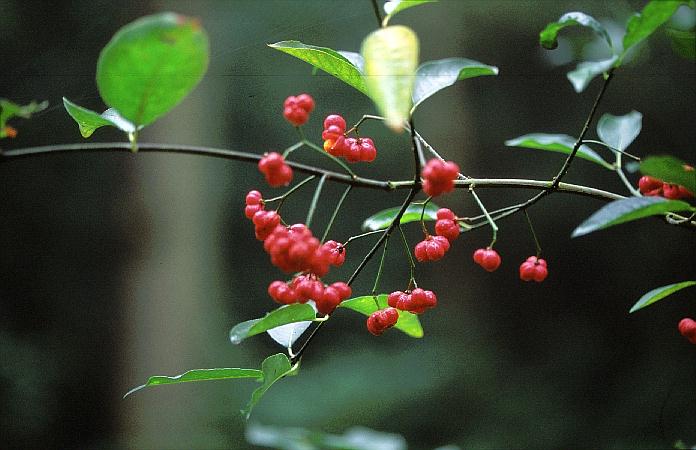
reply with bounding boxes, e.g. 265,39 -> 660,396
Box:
1,1 -> 695,449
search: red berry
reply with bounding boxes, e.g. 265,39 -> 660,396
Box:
325,136 -> 348,157
436,208 -> 456,221
435,219 -> 460,241
268,280 -> 298,305
244,190 -> 264,219
316,286 -> 342,315
638,175 -> 663,194
252,210 -> 281,241
421,159 -> 460,197
323,240 -> 346,266
330,282 -> 352,300
296,93 -> 315,113
678,318 -> 696,344
259,152 -> 293,187
358,137 -> 377,162
519,256 -> 548,282
663,183 -> 694,199
473,248 -> 501,272
366,307 -> 399,335
414,235 -> 450,262
4,126 -> 18,138
323,114 -> 346,132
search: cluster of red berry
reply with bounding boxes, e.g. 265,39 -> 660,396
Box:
638,171 -> 694,200
519,256 -> 548,282
473,248 -> 502,272
322,114 -> 378,162
282,93 -> 315,127
414,208 -> 460,262
245,190 -> 351,315
366,307 -> 399,336
258,152 -> 293,187
678,318 -> 696,344
268,276 -> 352,315
421,159 -> 460,197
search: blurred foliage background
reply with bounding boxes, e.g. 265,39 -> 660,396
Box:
1,0 -> 695,449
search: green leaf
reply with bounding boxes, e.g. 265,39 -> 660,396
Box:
123,367 -> 262,397
63,97 -> 140,138
339,295 -> 424,338
640,156 -> 696,194
96,12 -> 209,127
362,202 -> 440,232
361,25 -> 419,131
229,304 -> 317,345
242,353 -> 297,419
629,281 -> 696,313
623,1 -> 688,55
666,28 -> 696,60
383,0 -> 438,25
539,12 -> 613,50
337,50 -> 365,73
411,57 -> 498,112
596,110 -> 642,151
269,41 -> 368,95
566,56 -> 617,93
504,133 -> 613,169
571,196 -> 694,237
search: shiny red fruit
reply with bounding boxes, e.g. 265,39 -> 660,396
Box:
519,256 -> 548,282
473,248 -> 501,272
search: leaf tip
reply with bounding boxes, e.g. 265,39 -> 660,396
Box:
123,384 -> 145,399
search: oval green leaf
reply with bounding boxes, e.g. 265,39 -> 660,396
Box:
505,133 -> 613,169
623,1 -> 688,56
640,156 -> 696,195
630,281 -> 696,313
339,295 -> 424,338
571,196 -> 694,238
539,11 -> 613,50
229,304 -> 317,345
596,110 -> 642,152
269,41 -> 367,95
362,202 -> 440,232
361,25 -> 419,131
123,367 -> 262,398
567,56 -> 617,93
383,0 -> 438,25
242,353 -> 297,419
96,12 -> 209,127
412,57 -> 498,112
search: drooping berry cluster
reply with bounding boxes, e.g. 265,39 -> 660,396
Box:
283,94 -> 314,127
678,318 -> 696,344
519,256 -> 548,282
322,114 -> 377,163
366,307 -> 399,336
268,276 -> 352,315
473,248 -> 501,272
388,288 -> 438,314
421,159 -> 460,197
258,152 -> 293,187
638,175 -> 694,199
251,210 -> 281,241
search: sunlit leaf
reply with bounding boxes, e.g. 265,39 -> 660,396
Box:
266,302 -> 317,348
504,133 -> 613,169
629,281 -> 696,313
362,202 -> 440,232
62,97 -> 140,138
640,156 -> 696,194
337,50 -> 365,73
96,12 -> 209,127
269,41 -> 368,95
572,196 -> 694,237
123,367 -> 262,397
539,12 -> 613,50
242,353 -> 298,419
229,304 -> 317,345
339,295 -> 424,338
411,57 -> 498,112
383,0 -> 438,26
623,0 -> 689,55
361,25 -> 419,131
596,110 -> 642,151
566,56 -> 617,93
